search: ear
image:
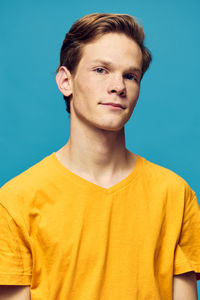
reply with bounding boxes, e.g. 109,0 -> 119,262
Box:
56,66 -> 73,97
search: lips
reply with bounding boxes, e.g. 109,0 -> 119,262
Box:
100,102 -> 125,109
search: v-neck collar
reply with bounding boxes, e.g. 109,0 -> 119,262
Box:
50,152 -> 143,194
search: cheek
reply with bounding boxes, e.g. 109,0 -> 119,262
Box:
73,78 -> 87,98
128,85 -> 140,102
74,74 -> 98,98
135,87 -> 140,99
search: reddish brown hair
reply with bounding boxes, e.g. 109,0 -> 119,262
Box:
56,13 -> 152,113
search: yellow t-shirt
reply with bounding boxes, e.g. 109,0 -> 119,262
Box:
0,152 -> 200,300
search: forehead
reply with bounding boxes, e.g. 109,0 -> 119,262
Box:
78,33 -> 143,70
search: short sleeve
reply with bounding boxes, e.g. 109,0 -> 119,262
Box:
0,203 -> 32,285
174,190 -> 200,280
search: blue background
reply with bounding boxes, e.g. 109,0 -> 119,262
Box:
1,0 -> 200,293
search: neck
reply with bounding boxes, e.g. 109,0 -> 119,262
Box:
56,112 -> 135,183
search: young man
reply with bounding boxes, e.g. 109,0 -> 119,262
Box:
0,13 -> 199,300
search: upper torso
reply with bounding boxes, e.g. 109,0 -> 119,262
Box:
0,152 -> 198,300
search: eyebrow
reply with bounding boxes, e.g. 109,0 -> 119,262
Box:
91,59 -> 142,75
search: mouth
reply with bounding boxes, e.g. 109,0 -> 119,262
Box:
100,102 -> 125,109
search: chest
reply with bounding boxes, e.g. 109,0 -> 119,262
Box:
29,187 -> 176,262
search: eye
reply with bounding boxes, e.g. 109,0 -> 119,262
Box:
94,67 -> 107,74
124,73 -> 138,82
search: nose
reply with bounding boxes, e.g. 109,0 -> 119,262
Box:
107,75 -> 126,97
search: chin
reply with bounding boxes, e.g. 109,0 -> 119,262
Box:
96,122 -> 125,132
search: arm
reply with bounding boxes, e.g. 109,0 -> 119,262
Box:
0,285 -> 30,300
173,271 -> 198,300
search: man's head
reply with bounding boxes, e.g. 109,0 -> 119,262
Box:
56,13 -> 152,114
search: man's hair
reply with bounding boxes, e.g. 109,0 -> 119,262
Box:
56,13 -> 152,114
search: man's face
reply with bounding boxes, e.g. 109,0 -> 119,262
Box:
69,32 -> 143,131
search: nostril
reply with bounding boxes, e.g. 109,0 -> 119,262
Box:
110,89 -> 126,97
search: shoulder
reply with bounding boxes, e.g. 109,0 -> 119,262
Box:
1,153 -> 54,193
138,154 -> 195,198
0,153 -> 57,220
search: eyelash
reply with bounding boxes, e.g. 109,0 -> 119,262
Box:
94,67 -> 107,74
124,73 -> 138,82
94,68 -> 139,82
